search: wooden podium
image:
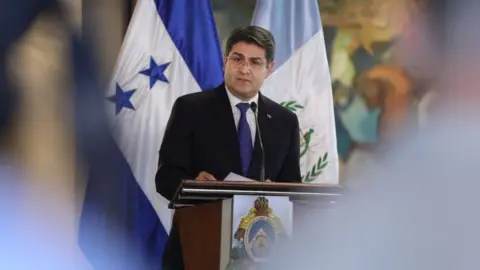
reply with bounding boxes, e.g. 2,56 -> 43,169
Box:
170,180 -> 342,270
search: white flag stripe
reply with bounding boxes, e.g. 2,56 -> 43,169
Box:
253,0 -> 339,184
106,0 -> 202,232
262,33 -> 338,184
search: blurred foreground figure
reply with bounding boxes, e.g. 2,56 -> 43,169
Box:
262,0 -> 480,269
263,114 -> 480,270
0,1 -> 75,264
1,0 -> 137,269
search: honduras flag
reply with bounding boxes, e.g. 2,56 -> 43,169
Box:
252,0 -> 338,184
78,0 -> 223,268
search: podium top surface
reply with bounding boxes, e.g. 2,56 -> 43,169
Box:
169,180 -> 342,209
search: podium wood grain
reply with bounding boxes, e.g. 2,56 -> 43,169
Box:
174,200 -> 223,270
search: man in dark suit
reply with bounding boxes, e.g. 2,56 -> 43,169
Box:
156,25 -> 301,270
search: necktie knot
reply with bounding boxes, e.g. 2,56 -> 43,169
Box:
236,103 -> 250,114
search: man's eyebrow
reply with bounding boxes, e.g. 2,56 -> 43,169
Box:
231,52 -> 263,61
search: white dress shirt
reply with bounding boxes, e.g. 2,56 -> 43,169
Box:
225,87 -> 258,146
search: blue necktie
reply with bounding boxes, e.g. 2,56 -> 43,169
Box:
236,103 -> 252,176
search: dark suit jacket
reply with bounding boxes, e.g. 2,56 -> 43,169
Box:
155,83 -> 301,269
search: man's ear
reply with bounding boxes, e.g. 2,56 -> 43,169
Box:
265,61 -> 275,77
223,56 -> 229,72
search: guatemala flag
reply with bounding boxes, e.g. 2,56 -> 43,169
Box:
78,0 -> 223,268
252,0 -> 339,184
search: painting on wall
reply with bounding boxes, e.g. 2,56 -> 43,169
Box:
319,0 -> 433,179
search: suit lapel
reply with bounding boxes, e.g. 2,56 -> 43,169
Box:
211,85 -> 243,176
247,94 -> 272,180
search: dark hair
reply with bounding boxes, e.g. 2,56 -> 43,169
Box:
225,25 -> 275,63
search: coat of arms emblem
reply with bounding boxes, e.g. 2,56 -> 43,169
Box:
227,197 -> 287,269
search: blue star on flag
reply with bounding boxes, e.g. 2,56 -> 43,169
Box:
107,83 -> 136,115
139,57 -> 170,88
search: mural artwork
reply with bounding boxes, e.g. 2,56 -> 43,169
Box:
319,0 -> 429,179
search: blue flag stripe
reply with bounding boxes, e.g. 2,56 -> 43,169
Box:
252,0 -> 322,70
79,138 -> 166,268
155,0 -> 224,91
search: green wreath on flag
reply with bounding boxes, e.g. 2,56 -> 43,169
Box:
302,152 -> 329,183
280,100 -> 329,182
279,100 -> 304,112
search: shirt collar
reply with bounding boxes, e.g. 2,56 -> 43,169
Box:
225,85 -> 259,109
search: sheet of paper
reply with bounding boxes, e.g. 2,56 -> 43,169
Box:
224,172 -> 254,182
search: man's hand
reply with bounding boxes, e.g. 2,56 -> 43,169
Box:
195,171 -> 217,181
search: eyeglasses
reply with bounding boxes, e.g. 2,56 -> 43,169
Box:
226,55 -> 266,70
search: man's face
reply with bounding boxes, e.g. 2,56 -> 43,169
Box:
224,41 -> 274,100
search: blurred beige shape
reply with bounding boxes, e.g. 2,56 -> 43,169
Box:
4,2 -> 91,268
83,0 -> 127,82
59,0 -> 82,31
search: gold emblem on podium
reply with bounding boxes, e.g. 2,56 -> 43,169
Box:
227,197 -> 286,269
